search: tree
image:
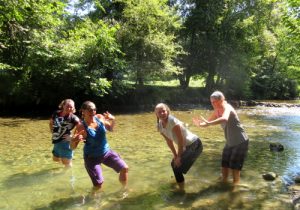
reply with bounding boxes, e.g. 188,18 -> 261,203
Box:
117,0 -> 182,85
250,0 -> 299,99
0,0 -> 67,108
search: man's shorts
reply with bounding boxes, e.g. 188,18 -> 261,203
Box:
222,140 -> 249,170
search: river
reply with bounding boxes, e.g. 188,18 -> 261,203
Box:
0,104 -> 299,210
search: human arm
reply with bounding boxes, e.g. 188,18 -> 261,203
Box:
162,133 -> 178,160
101,111 -> 115,131
49,118 -> 53,133
70,124 -> 86,150
172,124 -> 185,167
161,124 -> 184,168
194,104 -> 232,127
193,112 -> 217,127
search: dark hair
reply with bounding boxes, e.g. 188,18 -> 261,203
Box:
79,101 -> 96,119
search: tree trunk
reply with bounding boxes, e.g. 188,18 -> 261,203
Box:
136,68 -> 144,86
179,70 -> 191,89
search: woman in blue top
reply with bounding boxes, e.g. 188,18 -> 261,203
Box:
71,101 -> 128,193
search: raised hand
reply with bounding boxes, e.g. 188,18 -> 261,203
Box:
103,111 -> 115,120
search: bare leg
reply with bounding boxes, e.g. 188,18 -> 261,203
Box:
53,156 -> 61,163
93,185 -> 102,191
62,158 -> 72,168
232,169 -> 241,185
177,181 -> 185,192
222,167 -> 229,183
90,184 -> 102,198
119,167 -> 129,188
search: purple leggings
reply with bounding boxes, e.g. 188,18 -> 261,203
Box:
84,150 -> 127,186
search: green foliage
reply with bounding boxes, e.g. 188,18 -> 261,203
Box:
0,0 -> 68,107
251,69 -> 298,99
28,17 -> 126,103
118,0 -> 183,85
176,0 -> 300,99
0,0 -> 300,113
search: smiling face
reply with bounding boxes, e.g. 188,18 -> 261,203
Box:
81,101 -> 97,118
62,99 -> 75,114
155,103 -> 170,121
210,91 -> 225,110
210,98 -> 222,109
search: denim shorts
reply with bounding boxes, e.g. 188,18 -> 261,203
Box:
52,141 -> 73,160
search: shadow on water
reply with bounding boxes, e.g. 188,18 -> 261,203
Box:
31,182 -> 256,210
2,167 -> 65,188
34,195 -> 87,210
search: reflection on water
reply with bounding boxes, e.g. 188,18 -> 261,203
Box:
0,104 -> 299,209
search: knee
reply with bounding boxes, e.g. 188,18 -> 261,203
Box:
120,166 -> 129,174
171,160 -> 175,168
53,156 -> 60,162
119,167 -> 128,182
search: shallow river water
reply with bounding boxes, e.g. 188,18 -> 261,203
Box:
0,104 -> 300,210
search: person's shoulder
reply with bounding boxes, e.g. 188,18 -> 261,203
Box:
168,114 -> 176,121
71,114 -> 81,123
169,115 -> 181,124
225,102 -> 237,115
225,102 -> 234,110
95,114 -> 104,119
95,114 -> 105,123
51,110 -> 61,118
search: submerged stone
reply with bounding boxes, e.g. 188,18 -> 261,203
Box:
262,172 -> 278,181
269,143 -> 284,152
295,176 -> 300,184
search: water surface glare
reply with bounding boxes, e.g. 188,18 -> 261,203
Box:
0,105 -> 299,210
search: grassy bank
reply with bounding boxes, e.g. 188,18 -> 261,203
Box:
108,85 -> 210,113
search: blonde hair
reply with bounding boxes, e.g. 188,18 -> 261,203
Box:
154,103 -> 171,131
58,99 -> 76,113
154,103 -> 171,115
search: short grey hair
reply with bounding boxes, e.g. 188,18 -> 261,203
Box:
210,91 -> 225,101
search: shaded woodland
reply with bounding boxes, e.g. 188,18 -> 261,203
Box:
0,0 -> 299,113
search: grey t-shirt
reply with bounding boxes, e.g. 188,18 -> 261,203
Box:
223,111 -> 248,147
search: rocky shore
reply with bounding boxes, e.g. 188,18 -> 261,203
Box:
229,100 -> 300,108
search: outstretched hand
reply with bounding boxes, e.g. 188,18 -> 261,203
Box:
192,116 -> 209,127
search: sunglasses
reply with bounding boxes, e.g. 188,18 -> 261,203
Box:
86,107 -> 97,112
